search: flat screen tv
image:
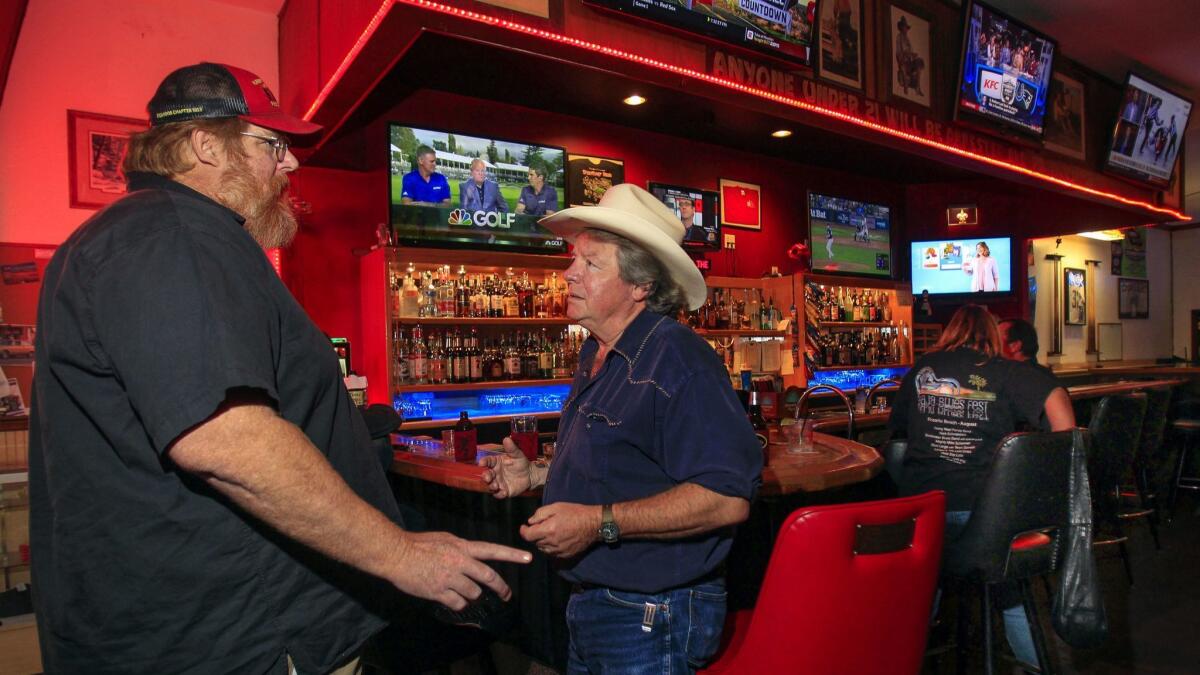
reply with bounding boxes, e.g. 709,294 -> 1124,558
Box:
808,192 -> 893,278
1102,72 -> 1193,190
647,182 -> 721,251
585,0 -> 817,67
910,237 -> 1013,296
955,0 -> 1056,139
388,124 -> 567,253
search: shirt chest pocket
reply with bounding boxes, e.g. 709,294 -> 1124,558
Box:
562,403 -> 628,483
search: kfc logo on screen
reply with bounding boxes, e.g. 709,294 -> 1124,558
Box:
979,70 -> 1004,101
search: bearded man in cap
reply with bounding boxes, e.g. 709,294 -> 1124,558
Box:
29,63 -> 529,675
481,184 -> 762,673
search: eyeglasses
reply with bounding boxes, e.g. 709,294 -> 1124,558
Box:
239,132 -> 289,162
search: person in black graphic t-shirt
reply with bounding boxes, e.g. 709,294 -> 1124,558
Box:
888,304 -> 1073,672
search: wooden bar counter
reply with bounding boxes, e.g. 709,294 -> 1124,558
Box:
389,434 -> 881,497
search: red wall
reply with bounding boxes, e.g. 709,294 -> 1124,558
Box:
289,89 -> 907,345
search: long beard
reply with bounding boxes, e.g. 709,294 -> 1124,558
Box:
214,158 -> 298,249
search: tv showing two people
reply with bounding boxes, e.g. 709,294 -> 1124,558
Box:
957,1 -> 1056,137
808,193 -> 892,277
647,183 -> 720,251
911,237 -> 1013,295
587,0 -> 817,66
1105,73 -> 1193,189
389,125 -> 566,252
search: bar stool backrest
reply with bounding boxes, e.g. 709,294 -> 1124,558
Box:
1087,394 -> 1148,528
701,492 -> 945,675
1136,387 -> 1173,492
944,430 -> 1077,584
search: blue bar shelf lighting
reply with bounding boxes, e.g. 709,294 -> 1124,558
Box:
393,382 -> 572,422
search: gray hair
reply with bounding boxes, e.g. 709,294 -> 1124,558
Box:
583,228 -> 687,316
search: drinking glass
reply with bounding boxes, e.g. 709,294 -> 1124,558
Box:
510,415 -> 539,461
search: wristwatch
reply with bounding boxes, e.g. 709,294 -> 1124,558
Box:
598,504 -> 620,544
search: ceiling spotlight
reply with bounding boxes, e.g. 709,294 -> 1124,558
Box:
771,129 -> 793,138
623,94 -> 646,106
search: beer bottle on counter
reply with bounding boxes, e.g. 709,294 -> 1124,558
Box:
454,410 -> 477,457
749,391 -> 769,466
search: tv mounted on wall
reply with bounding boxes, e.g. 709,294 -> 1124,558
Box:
808,192 -> 893,278
910,237 -> 1014,297
647,182 -> 721,252
1102,72 -> 1193,190
388,124 -> 567,254
585,0 -> 818,67
954,0 -> 1057,139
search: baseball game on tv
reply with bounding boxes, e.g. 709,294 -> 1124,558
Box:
808,192 -> 893,278
955,0 -> 1056,138
388,124 -> 567,253
910,237 -> 1013,296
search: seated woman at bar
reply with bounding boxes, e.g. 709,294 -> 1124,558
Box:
888,304 -> 1074,671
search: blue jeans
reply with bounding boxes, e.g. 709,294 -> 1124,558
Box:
565,580 -> 726,674
944,510 -> 1039,669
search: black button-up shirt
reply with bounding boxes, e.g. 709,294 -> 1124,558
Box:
29,173 -> 400,674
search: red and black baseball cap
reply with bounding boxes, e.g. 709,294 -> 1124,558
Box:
147,62 -> 321,137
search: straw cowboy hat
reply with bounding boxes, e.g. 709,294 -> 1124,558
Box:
539,183 -> 708,310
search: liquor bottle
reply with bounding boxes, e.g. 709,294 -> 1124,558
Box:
552,330 -> 572,378
451,330 -> 468,383
408,324 -> 428,384
428,332 -> 447,384
881,292 -> 892,322
392,323 -> 410,386
503,277 -> 520,317
399,270 -> 420,318
522,332 -> 540,379
467,328 -> 483,382
538,328 -> 554,379
504,335 -> 522,380
485,339 -> 504,381
715,290 -> 729,329
748,391 -> 769,465
518,272 -> 534,318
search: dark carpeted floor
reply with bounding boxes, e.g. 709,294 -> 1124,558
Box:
926,493 -> 1200,675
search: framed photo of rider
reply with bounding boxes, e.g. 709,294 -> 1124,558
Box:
817,0 -> 865,90
68,110 -> 148,209
886,4 -> 932,108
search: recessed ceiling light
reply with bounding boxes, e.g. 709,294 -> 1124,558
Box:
623,94 -> 646,106
771,129 -> 792,138
1077,229 -> 1125,241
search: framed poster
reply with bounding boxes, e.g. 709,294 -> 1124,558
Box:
566,154 -> 624,207
718,179 -> 761,230
818,0 -> 865,90
1064,267 -> 1086,325
67,110 -> 147,209
888,4 -> 931,108
1118,278 -> 1149,319
1044,72 -> 1087,160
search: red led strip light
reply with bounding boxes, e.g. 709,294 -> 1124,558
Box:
306,0 -> 1189,221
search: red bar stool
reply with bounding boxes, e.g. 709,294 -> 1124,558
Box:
699,492 -> 945,675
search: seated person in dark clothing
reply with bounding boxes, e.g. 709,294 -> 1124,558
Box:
998,317 -> 1057,380
889,304 -> 1074,672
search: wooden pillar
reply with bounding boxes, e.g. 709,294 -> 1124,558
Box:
1045,254 -> 1064,356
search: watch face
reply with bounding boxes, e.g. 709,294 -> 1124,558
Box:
599,522 -> 619,543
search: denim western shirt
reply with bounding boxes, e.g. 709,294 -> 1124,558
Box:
543,310 -> 762,593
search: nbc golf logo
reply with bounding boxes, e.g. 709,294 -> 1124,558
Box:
447,209 -> 515,229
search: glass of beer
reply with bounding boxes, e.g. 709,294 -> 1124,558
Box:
510,415 -> 539,461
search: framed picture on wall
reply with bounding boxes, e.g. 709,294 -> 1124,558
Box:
1064,267 -> 1086,325
718,179 -> 761,230
1118,277 -> 1149,319
817,0 -> 865,90
68,110 -> 148,209
1044,72 -> 1087,160
887,4 -> 932,108
566,154 -> 624,207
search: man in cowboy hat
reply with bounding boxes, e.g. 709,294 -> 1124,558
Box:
481,184 -> 762,672
29,62 -> 529,674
